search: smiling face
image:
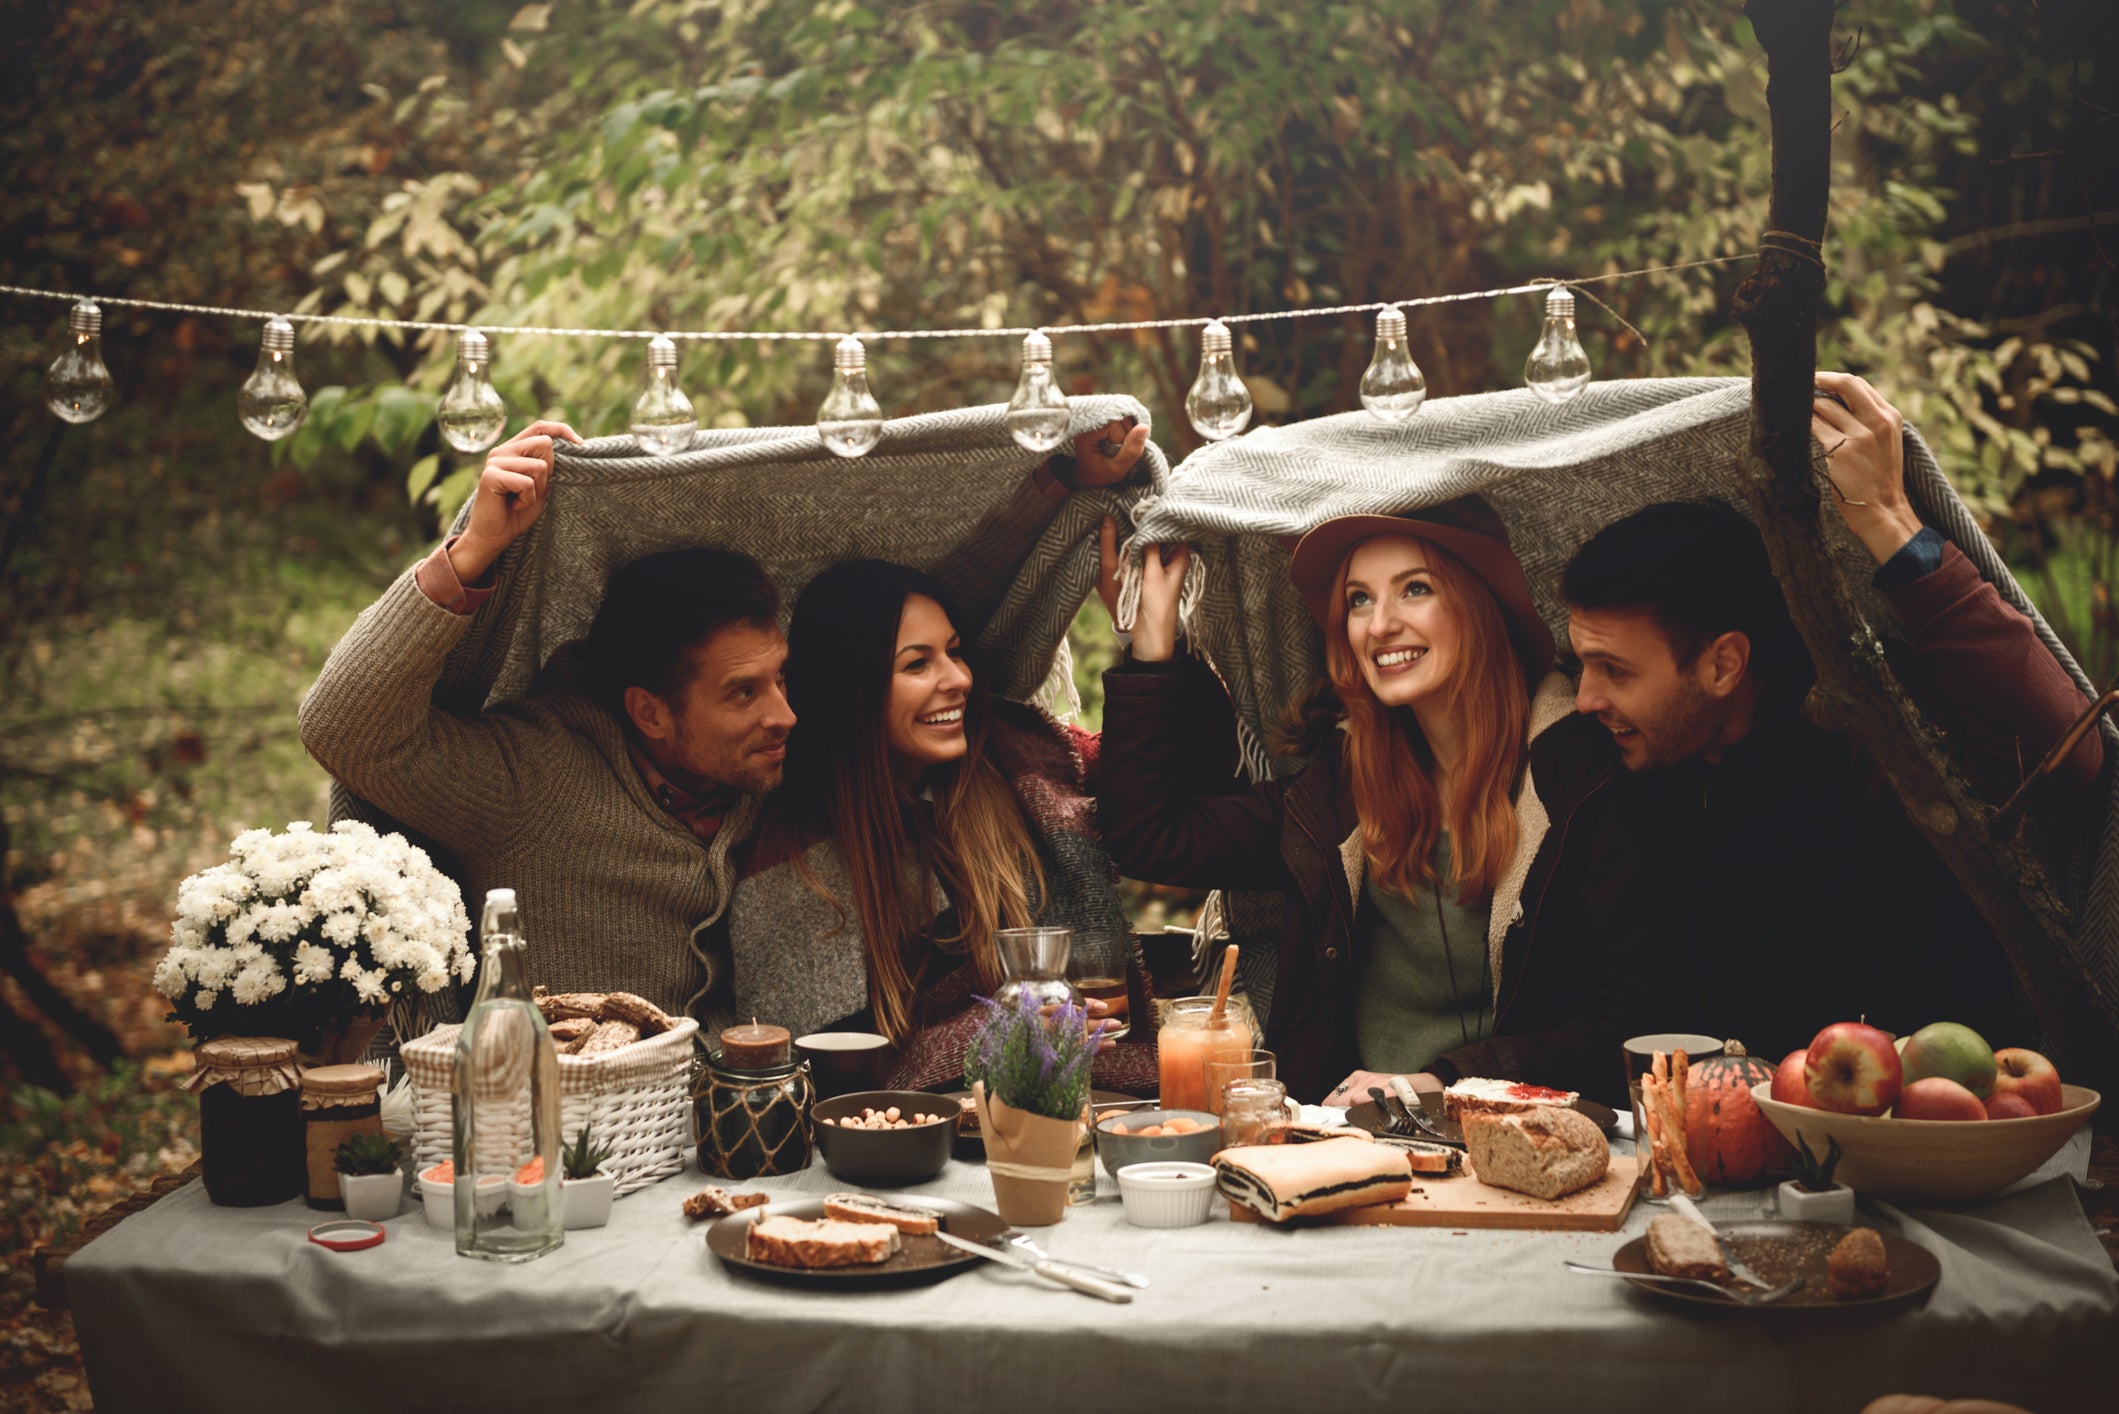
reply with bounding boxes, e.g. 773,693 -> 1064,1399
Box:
1566,605 -> 1731,770
883,593 -> 973,778
1339,535 -> 1466,711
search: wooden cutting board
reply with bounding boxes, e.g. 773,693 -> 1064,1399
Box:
1227,1155 -> 1642,1231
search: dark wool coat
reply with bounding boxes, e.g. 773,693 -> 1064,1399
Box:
1100,664 -> 1686,1106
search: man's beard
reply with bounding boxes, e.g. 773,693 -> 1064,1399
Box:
1615,679 -> 1720,771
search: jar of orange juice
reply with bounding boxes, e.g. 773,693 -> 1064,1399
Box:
1156,998 -> 1253,1111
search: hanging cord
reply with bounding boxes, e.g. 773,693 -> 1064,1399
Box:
0,251 -> 1760,344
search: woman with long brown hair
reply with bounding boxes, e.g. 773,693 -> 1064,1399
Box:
1098,497 -> 1681,1106
725,558 -> 1156,1092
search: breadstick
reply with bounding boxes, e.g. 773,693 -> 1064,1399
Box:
1651,1076 -> 1703,1196
1672,1049 -> 1690,1117
1651,1050 -> 1669,1086
1641,1079 -> 1672,1197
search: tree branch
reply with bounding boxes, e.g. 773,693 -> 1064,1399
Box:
1736,0 -> 2119,1090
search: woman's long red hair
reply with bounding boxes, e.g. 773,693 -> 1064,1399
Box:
1325,536 -> 1529,904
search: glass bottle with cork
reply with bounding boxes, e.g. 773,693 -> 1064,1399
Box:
453,888 -> 563,1261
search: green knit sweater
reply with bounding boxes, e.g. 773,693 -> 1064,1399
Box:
1352,833 -> 1495,1075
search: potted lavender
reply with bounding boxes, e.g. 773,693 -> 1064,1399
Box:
963,991 -> 1107,1226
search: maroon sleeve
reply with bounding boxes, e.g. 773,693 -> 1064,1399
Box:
410,535 -> 496,616
1886,540 -> 2103,801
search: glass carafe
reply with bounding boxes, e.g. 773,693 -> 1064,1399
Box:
993,927 -> 1081,1016
453,889 -> 563,1262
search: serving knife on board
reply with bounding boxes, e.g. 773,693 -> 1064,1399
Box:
934,1231 -> 1135,1302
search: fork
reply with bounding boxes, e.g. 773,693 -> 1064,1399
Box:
1367,1086 -> 1416,1135
1005,1234 -> 1151,1290
1563,1261 -> 1802,1305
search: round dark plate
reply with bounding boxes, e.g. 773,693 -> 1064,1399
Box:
936,1089 -> 1137,1162
706,1195 -> 1009,1290
1343,1095 -> 1618,1147
1609,1220 -> 1940,1310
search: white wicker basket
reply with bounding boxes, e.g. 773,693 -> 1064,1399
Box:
400,1018 -> 698,1198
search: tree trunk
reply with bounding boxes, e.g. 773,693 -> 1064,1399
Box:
1736,0 -> 2119,1090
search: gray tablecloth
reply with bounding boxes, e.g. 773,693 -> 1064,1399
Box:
69,1132 -> 2116,1414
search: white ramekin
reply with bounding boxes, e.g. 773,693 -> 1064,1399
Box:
1115,1160 -> 1218,1228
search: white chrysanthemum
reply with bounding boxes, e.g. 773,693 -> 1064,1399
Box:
321,911 -> 360,946
193,987 -> 221,1011
231,963 -> 286,1007
255,902 -> 304,944
331,819 -> 378,842
230,827 -> 273,857
339,954 -> 367,982
416,964 -> 450,993
192,947 -> 239,988
229,940 -> 267,969
153,951 -> 190,998
350,968 -> 389,1005
293,942 -> 336,984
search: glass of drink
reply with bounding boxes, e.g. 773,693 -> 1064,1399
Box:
1156,997 -> 1252,1112
1067,930 -> 1134,1042
1202,1049 -> 1276,1115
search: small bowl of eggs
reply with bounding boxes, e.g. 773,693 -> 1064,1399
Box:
1095,1108 -> 1221,1179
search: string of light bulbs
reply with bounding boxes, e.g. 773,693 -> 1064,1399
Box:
6,251 -> 1750,458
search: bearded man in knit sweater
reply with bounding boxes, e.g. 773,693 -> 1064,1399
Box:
299,416 -> 1148,1021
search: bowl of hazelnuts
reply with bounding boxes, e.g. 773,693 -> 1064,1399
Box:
810,1090 -> 957,1186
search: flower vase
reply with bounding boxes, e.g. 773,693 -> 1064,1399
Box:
306,1013 -> 388,1068
972,1080 -> 1081,1227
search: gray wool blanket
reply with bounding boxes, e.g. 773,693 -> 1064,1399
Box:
1119,376 -> 2119,1029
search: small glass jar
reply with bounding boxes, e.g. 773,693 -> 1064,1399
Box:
300,1063 -> 386,1210
188,1036 -> 304,1207
1219,1077 -> 1299,1148
694,1055 -> 814,1179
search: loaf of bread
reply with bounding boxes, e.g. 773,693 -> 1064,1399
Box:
599,991 -> 672,1037
1645,1213 -> 1730,1281
1213,1137 -> 1413,1221
822,1193 -> 941,1235
1828,1227 -> 1888,1300
1461,1106 -> 1609,1200
577,1019 -> 642,1054
745,1214 -> 900,1269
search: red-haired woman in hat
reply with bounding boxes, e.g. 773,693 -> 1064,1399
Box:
1097,499 -> 1681,1107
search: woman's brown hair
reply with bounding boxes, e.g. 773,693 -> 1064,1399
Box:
1325,535 -> 1529,904
782,560 -> 1045,1043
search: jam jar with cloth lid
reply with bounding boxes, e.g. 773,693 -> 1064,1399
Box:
189,1036 -> 304,1207
300,1063 -> 386,1210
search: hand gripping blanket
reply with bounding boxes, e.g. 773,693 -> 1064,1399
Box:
1120,377 -> 2119,1029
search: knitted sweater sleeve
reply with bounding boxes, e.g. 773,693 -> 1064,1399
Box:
298,567 -> 539,851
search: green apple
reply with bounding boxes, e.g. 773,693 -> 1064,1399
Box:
1899,1021 -> 1997,1099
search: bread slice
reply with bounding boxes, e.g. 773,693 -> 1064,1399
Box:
1646,1213 -> 1730,1281
1827,1227 -> 1888,1300
745,1213 -> 900,1269
1461,1107 -> 1609,1200
682,1185 -> 770,1221
1442,1077 -> 1580,1121
821,1193 -> 941,1235
1367,1134 -> 1464,1175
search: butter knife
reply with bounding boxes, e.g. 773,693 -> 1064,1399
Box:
1668,1192 -> 1772,1289
934,1230 -> 1135,1302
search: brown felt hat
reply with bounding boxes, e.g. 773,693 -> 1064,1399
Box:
1288,496 -> 1555,680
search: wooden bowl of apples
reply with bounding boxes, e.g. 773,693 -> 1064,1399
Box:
1751,1077 -> 2100,1204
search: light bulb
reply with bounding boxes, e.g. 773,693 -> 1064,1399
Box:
437,328 -> 507,453
1185,319 -> 1252,441
816,335 -> 883,458
237,317 -> 308,441
1359,306 -> 1426,422
630,335 -> 697,455
1524,286 -> 1592,404
44,300 -> 115,424
1003,329 -> 1071,453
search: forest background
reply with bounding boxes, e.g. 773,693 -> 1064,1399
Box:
0,1 -> 2113,1405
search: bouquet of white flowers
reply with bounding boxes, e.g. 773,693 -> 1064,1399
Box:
155,820 -> 476,1042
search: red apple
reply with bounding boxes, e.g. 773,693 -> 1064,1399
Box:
1895,1076 -> 1987,1121
1805,1022 -> 1904,1116
1984,1091 -> 2039,1120
1991,1048 -> 2065,1116
1772,1049 -> 1814,1106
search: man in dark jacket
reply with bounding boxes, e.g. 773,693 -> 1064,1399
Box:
1561,371 -> 2104,1063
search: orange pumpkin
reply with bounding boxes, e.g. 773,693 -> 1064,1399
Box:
1682,1041 -> 1790,1185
